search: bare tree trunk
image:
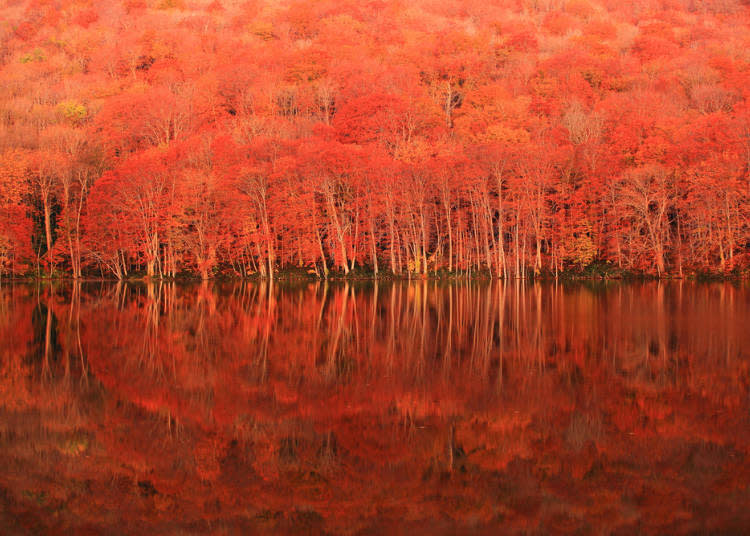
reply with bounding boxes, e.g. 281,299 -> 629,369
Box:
442,191 -> 453,272
313,209 -> 329,278
325,184 -> 349,274
368,214 -> 378,276
43,193 -> 53,276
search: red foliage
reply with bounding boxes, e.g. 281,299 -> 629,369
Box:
0,0 -> 748,278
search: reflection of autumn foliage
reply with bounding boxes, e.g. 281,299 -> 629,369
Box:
1,282 -> 749,533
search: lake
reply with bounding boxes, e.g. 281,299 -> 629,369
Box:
1,281 -> 749,534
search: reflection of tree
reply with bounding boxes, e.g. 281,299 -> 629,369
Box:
0,282 -> 749,533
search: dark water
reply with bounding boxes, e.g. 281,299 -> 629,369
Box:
1,281 -> 749,534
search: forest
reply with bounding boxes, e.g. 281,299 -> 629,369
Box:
1,0 -> 749,279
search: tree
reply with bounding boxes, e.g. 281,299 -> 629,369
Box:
0,150 -> 33,275
615,165 -> 673,275
86,150 -> 174,277
30,150 -> 67,274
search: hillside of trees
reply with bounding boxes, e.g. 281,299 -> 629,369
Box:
1,0 -> 749,279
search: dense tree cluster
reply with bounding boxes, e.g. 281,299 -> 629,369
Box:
1,0 -> 750,278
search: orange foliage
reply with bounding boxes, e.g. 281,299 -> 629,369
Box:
0,0 -> 748,279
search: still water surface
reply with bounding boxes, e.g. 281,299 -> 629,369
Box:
1,281 -> 749,534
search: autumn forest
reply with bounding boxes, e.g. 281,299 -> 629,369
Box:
1,0 -> 750,279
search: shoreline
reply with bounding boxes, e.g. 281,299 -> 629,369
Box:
2,271 -> 748,284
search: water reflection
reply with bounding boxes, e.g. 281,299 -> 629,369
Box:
1,281 -> 749,534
